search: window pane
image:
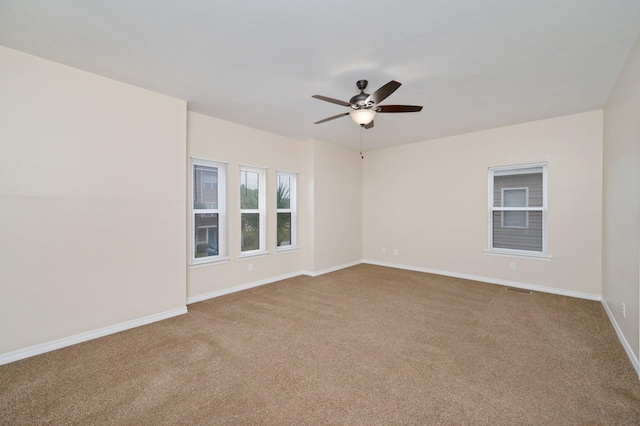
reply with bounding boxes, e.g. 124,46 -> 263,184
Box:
277,175 -> 291,209
194,165 -> 218,209
241,213 -> 259,251
493,172 -> 542,207
493,211 -> 542,251
241,171 -> 259,209
277,212 -> 291,246
194,213 -> 219,258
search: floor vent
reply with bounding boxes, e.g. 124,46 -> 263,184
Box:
505,287 -> 532,294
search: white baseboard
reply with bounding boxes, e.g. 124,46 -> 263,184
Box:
6,261 -> 621,372
0,307 -> 187,366
601,299 -> 640,379
363,259 -> 602,301
188,261 -> 364,305
302,260 -> 363,277
187,261 -> 365,304
187,271 -> 305,304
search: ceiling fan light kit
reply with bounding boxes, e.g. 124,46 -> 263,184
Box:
350,108 -> 376,126
313,80 -> 423,129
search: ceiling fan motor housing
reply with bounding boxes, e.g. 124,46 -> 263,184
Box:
350,92 -> 371,108
351,80 -> 373,108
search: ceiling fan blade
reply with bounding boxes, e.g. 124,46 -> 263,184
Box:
367,80 -> 401,105
312,95 -> 351,107
314,112 -> 349,124
376,105 -> 423,113
364,120 -> 374,129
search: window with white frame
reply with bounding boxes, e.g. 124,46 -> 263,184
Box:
489,164 -> 546,255
276,171 -> 297,250
191,158 -> 226,264
240,166 -> 266,255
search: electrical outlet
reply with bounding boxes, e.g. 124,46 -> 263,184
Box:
622,303 -> 626,318
382,248 -> 386,254
510,262 -> 517,270
394,249 -> 399,255
248,263 -> 253,272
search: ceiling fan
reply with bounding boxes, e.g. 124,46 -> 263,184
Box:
312,80 -> 422,129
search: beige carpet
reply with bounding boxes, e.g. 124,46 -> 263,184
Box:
1,264 -> 639,425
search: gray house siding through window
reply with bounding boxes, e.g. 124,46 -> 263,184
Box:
493,172 -> 543,252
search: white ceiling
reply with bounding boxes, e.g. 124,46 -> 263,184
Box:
1,1 -> 639,151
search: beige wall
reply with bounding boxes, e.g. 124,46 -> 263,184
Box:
603,33 -> 640,366
306,139 -> 363,274
302,140 -> 316,273
0,47 -> 187,356
187,112 -> 306,299
0,48 -> 364,361
363,111 -> 603,298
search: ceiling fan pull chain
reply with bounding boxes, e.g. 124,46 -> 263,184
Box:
360,126 -> 364,159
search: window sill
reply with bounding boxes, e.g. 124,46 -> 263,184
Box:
238,250 -> 269,260
484,250 -> 552,261
276,246 -> 299,254
189,256 -> 230,268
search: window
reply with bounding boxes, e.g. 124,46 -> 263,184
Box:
240,166 -> 266,255
276,171 -> 297,250
489,164 -> 547,255
191,158 -> 226,264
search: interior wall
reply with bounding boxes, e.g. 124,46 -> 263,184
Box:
301,140 -> 316,273
363,110 -> 603,298
603,33 -> 640,367
0,46 -> 187,356
308,139 -> 363,274
187,112 -> 305,299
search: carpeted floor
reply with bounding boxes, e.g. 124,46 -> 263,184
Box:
1,264 -> 639,425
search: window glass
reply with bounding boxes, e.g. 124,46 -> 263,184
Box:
240,170 -> 259,210
241,213 -> 260,251
194,213 -> 219,258
191,159 -> 226,264
193,165 -> 218,209
277,174 -> 291,209
493,211 -> 543,251
276,172 -> 297,249
489,165 -> 546,254
277,212 -> 292,246
240,167 -> 266,254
